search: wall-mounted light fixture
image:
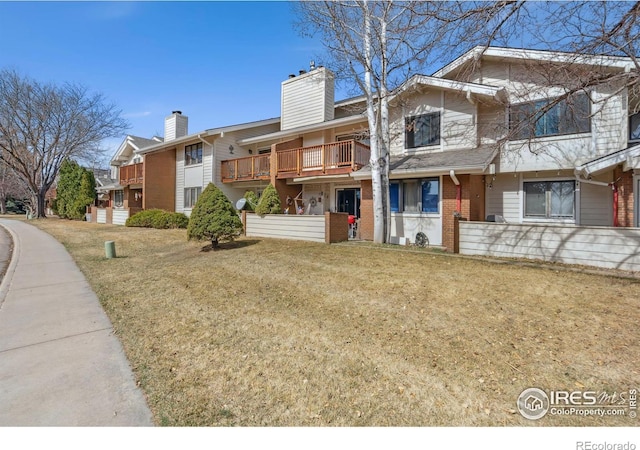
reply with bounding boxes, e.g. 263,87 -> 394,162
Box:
248,149 -> 253,154
229,145 -> 234,154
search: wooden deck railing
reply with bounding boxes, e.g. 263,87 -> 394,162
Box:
221,140 -> 370,183
119,162 -> 143,185
221,154 -> 271,182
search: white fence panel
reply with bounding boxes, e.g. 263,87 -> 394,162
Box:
246,214 -> 326,243
112,210 -> 130,226
459,222 -> 640,272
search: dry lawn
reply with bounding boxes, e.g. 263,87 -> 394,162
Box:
30,218 -> 640,426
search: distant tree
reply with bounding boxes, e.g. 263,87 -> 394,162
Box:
0,69 -> 128,218
254,183 -> 281,215
187,183 -> 243,249
56,159 -> 96,220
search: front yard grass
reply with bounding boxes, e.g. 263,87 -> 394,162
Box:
32,218 -> 640,426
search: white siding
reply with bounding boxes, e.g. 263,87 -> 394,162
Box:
485,173 -> 521,223
389,214 -> 442,246
184,165 -> 203,188
96,209 -> 107,224
281,68 -> 334,130
112,210 -> 129,226
459,222 -> 640,272
164,113 -> 188,141
442,91 -> 476,149
203,142 -> 213,185
245,214 -> 326,243
579,174 -> 613,226
389,90 -> 441,156
175,148 -> 185,212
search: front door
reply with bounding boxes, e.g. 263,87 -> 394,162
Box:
337,188 -> 360,217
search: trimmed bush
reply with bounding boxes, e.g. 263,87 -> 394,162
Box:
254,183 -> 281,215
243,191 -> 259,211
126,209 -> 188,229
187,183 -> 243,248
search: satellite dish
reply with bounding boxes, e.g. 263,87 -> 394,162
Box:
415,232 -> 429,248
236,198 -> 247,210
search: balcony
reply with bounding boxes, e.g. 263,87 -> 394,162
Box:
119,162 -> 143,186
221,140 -> 370,183
221,154 -> 271,183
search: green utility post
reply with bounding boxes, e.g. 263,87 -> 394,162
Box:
105,241 -> 116,259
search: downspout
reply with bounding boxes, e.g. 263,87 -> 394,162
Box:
449,170 -> 461,213
612,184 -> 619,227
574,170 -> 618,227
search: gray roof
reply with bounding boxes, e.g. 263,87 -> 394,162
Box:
353,146 -> 498,179
130,135 -> 163,150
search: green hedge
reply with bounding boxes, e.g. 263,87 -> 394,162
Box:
125,209 -> 189,229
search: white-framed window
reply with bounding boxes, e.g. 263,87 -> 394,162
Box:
184,187 -> 201,208
523,180 -> 575,219
114,190 -> 124,208
405,112 -> 441,149
389,178 -> 440,213
509,92 -> 590,140
185,143 -> 203,166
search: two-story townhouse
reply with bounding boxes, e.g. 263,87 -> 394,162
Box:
92,135 -> 162,224
220,66 -> 370,221
97,47 -> 638,254
352,47 -> 639,249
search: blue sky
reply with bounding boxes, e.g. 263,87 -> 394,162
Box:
0,1 -> 341,163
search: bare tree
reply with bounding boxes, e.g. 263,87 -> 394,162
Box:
296,1 -> 523,243
0,69 -> 128,217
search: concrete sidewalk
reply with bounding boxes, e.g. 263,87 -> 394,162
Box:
0,219 -> 153,426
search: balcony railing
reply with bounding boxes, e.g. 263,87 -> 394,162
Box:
221,154 -> 271,183
221,140 -> 370,183
119,162 -> 143,186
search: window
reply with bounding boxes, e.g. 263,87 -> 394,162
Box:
510,93 -> 590,140
405,112 -> 440,149
389,178 -> 440,213
185,143 -> 203,166
629,112 -> 640,141
184,187 -> 201,208
114,190 -> 124,208
524,180 -> 575,219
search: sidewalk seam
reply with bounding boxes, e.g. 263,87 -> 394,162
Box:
0,326 -> 114,355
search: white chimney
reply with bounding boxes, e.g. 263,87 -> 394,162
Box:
165,111 -> 188,141
281,66 -> 335,131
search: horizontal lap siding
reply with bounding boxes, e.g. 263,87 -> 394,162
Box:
112,210 -> 129,226
97,209 -> 107,224
459,222 -> 640,271
245,214 -> 326,243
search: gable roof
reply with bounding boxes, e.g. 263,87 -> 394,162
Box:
391,74 -> 508,103
135,117 -> 281,155
434,46 -> 634,79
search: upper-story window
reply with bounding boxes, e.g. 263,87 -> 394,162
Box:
185,142 -> 203,166
405,112 -> 441,149
509,92 -> 590,140
629,112 -> 640,142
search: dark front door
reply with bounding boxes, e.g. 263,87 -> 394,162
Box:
337,188 -> 360,217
